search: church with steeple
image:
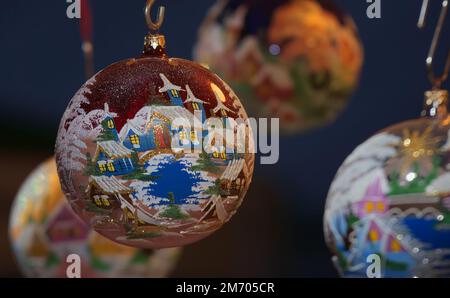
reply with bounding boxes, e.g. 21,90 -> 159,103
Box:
184,85 -> 207,121
159,74 -> 184,107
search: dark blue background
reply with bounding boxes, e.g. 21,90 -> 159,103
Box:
1,0 -> 449,277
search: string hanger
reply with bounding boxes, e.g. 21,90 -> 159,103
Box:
418,0 -> 450,90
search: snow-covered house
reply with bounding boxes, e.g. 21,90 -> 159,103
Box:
348,216 -> 419,273
352,177 -> 389,218
210,82 -> 234,118
205,127 -> 237,163
185,84 -> 207,121
86,176 -> 134,212
120,74 -> 212,153
200,159 -> 249,223
119,107 -> 173,152
220,159 -> 246,195
26,227 -> 50,258
145,106 -> 204,150
184,85 -> 209,149
120,119 -> 157,152
207,82 -> 239,159
93,141 -> 135,176
159,74 -> 183,107
120,105 -> 204,154
46,204 -> 89,244
101,103 -> 119,141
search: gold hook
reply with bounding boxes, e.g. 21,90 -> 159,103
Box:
145,0 -> 165,32
418,0 -> 450,89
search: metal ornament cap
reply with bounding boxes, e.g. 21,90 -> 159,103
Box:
422,89 -> 449,118
143,34 -> 167,58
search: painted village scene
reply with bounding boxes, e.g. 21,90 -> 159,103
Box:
9,160 -> 181,278
324,122 -> 450,277
56,71 -> 255,248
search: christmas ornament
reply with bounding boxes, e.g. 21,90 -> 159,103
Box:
9,158 -> 182,278
324,0 -> 450,278
194,0 -> 363,133
55,0 -> 255,249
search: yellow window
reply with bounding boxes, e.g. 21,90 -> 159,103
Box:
107,162 -> 115,172
180,131 -> 187,141
193,103 -> 199,110
130,135 -> 140,145
365,202 -> 374,213
107,119 -> 114,129
213,151 -> 219,158
102,197 -> 110,207
94,196 -> 102,206
221,152 -> 226,159
377,201 -> 384,212
171,90 -> 179,97
369,229 -> 379,242
190,131 -> 197,141
98,163 -> 106,172
390,239 -> 401,252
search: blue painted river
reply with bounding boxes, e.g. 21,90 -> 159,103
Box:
143,155 -> 210,206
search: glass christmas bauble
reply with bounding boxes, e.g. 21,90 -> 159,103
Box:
55,26 -> 254,248
9,158 -> 182,278
194,0 -> 363,133
324,91 -> 450,277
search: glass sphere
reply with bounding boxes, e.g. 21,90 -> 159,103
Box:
324,112 -> 450,277
55,53 -> 254,248
194,0 -> 363,133
9,158 -> 182,278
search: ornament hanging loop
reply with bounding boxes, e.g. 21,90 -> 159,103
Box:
418,0 -> 450,89
145,0 -> 165,33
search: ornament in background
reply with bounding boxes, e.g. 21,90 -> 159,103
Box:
324,0 -> 450,278
194,0 -> 363,133
55,1 -> 254,249
9,158 -> 181,278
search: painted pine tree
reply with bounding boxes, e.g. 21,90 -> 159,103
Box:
159,192 -> 189,220
191,152 -> 220,174
97,120 -> 117,142
123,152 -> 157,181
205,178 -> 228,197
148,81 -> 168,106
84,152 -> 100,176
389,156 -> 441,195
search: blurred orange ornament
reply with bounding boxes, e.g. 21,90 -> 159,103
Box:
194,0 -> 364,133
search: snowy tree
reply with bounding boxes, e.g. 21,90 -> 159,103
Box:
56,76 -> 124,183
84,152 -> 99,176
55,78 -> 94,175
97,120 -> 117,142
